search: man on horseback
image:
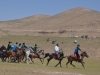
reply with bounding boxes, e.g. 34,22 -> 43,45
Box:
32,44 -> 39,56
7,41 -> 12,50
18,43 -> 21,49
21,43 -> 27,49
54,43 -> 60,58
12,42 -> 18,53
74,44 -> 82,61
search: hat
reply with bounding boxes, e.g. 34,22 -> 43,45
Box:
56,43 -> 59,46
77,44 -> 80,46
35,44 -> 37,46
9,41 -> 12,43
16,42 -> 18,44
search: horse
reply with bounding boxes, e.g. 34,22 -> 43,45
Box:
25,47 -> 44,64
44,49 -> 65,67
3,47 -> 26,63
14,48 -> 26,63
0,45 -> 7,62
29,50 -> 44,64
66,51 -> 89,69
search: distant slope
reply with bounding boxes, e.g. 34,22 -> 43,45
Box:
23,7 -> 100,30
0,7 -> 100,37
0,14 -> 51,29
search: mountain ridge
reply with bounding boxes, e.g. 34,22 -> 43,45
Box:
0,7 -> 100,37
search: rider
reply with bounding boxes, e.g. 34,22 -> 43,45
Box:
12,42 -> 18,53
18,43 -> 21,49
7,41 -> 13,50
74,44 -> 82,61
32,44 -> 39,55
21,43 -> 27,49
54,43 -> 60,58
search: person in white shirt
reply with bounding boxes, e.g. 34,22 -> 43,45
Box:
54,43 -> 60,58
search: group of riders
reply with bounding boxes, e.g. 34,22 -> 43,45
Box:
7,41 -> 38,54
0,41 -> 82,62
0,41 -> 41,62
54,43 -> 82,60
7,41 -> 82,59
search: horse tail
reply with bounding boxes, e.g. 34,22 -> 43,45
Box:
44,53 -> 50,58
63,56 -> 68,58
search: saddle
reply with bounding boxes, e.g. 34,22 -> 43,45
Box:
33,52 -> 39,56
73,54 -> 80,59
53,53 -> 59,59
73,54 -> 77,59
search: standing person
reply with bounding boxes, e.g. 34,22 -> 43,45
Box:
7,41 -> 12,50
54,43 -> 60,58
74,44 -> 82,61
12,42 -> 18,53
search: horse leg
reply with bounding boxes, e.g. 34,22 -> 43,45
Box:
66,61 -> 70,68
46,57 -> 52,66
25,56 -> 29,64
70,61 -> 75,68
81,62 -> 85,69
66,58 -> 71,68
39,58 -> 43,64
30,56 -> 34,64
18,56 -> 22,63
55,60 -> 62,67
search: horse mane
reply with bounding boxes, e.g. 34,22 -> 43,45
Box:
38,50 -> 44,53
0,45 -> 7,50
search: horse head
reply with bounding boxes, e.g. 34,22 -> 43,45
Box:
0,45 -> 7,52
38,50 -> 44,55
59,49 -> 64,57
81,51 -> 89,58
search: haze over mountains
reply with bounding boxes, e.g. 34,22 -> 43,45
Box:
0,7 -> 100,37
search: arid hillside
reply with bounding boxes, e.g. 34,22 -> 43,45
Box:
0,7 -> 100,37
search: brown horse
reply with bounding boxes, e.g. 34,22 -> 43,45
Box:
6,50 -> 16,62
66,51 -> 89,69
44,49 -> 65,67
5,48 -> 26,63
15,48 -> 26,63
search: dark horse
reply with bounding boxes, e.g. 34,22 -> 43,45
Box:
0,45 -> 7,62
44,49 -> 64,67
66,51 -> 89,69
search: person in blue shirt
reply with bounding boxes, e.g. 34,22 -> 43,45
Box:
13,42 -> 18,53
74,44 -> 82,60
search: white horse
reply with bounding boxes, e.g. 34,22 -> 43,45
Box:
25,46 -> 44,64
25,46 -> 34,64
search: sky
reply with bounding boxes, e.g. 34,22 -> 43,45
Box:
0,0 -> 100,21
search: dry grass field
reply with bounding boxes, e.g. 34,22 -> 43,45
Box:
0,35 -> 100,75
0,56 -> 100,75
0,35 -> 100,59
